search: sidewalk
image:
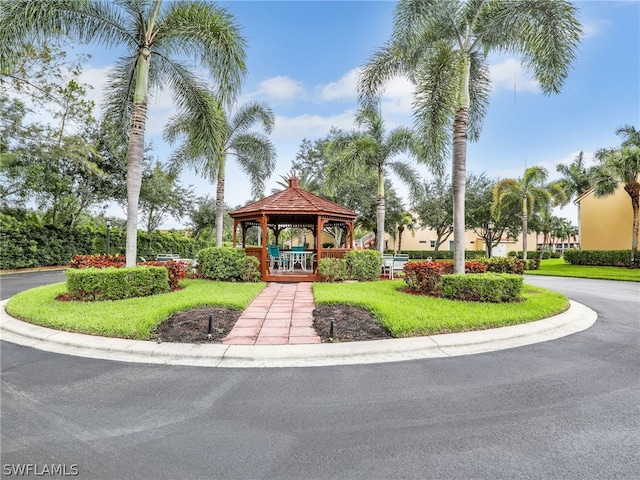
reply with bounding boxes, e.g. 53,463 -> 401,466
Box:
223,283 -> 321,345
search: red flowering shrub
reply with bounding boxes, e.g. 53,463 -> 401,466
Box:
403,261 -> 446,294
68,254 -> 126,269
436,261 -> 488,274
139,260 -> 187,290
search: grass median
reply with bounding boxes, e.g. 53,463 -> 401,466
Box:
313,280 -> 568,337
6,278 -> 569,340
526,258 -> 640,281
5,279 -> 266,339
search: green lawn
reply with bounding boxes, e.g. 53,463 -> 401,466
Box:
526,258 -> 640,282
313,280 -> 568,337
6,277 -> 568,340
5,279 -> 266,339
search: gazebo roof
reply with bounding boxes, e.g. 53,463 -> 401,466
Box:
229,176 -> 358,220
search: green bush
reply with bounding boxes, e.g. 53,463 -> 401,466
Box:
344,250 -> 382,281
65,266 -> 170,301
318,258 -> 348,282
196,247 -> 260,282
525,257 -> 541,270
563,249 -> 633,266
437,273 -> 523,303
482,257 -> 525,274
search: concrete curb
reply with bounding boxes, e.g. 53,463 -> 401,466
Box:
0,299 -> 597,368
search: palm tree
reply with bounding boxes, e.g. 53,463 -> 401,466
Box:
0,0 -> 247,265
396,211 -> 416,254
325,101 -> 423,253
556,151 -> 593,202
591,125 -> 640,267
359,0 -> 581,273
165,100 -> 275,246
493,166 -> 562,261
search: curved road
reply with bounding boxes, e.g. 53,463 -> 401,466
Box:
1,273 -> 638,479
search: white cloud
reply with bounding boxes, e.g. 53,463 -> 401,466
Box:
581,18 -> 613,39
253,76 -> 305,102
489,58 -> 539,94
319,68 -> 360,101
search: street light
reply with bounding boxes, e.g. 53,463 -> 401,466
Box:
106,219 -> 112,255
487,220 -> 494,258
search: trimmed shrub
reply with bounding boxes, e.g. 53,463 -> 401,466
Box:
318,258 -> 348,282
403,261 -> 446,294
525,257 -> 541,270
482,257 -> 525,275
345,250 -> 382,281
65,266 -> 170,301
436,261 -> 488,274
563,249 -> 633,266
437,273 -> 523,303
197,247 -> 260,282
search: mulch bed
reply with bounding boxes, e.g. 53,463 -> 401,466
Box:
151,305 -> 393,344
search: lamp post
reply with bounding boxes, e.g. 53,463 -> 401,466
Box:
487,220 -> 494,258
106,219 -> 112,256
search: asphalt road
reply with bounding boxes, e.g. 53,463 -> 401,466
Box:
1,273 -> 638,479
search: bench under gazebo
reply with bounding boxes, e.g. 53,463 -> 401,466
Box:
229,176 -> 358,282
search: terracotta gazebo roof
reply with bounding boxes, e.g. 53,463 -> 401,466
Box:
229,176 -> 358,220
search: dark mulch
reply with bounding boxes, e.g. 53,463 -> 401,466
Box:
150,307 -> 241,344
313,305 -> 393,343
151,305 -> 393,344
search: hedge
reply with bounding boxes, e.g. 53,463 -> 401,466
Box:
385,250 -> 487,260
65,266 -> 170,301
562,249 -> 633,266
437,273 -> 523,303
0,213 -> 210,269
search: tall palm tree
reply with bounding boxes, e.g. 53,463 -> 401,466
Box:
556,151 -> 593,202
165,100 -> 275,246
325,101 -> 423,253
359,0 -> 581,273
0,0 -> 246,265
493,166 -> 563,261
591,125 -> 640,267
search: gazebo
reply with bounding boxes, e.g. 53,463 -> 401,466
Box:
229,175 -> 359,282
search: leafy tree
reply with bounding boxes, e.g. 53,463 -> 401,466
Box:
1,0 -> 247,266
139,162 -> 193,233
591,125 -> 640,267
166,100 -> 275,246
413,175 -> 453,252
326,100 -> 422,253
359,0 -> 581,272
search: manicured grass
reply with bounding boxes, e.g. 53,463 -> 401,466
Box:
526,258 -> 640,282
5,279 -> 266,339
313,281 -> 569,337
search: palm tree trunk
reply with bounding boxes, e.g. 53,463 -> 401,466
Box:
215,157 -> 226,247
376,167 -> 385,254
452,106 -> 468,274
452,57 -> 471,274
625,181 -> 640,267
125,49 -> 151,267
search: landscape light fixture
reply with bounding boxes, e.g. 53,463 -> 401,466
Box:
106,219 -> 112,255
487,220 -> 494,258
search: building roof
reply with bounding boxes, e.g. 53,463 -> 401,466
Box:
229,176 -> 358,220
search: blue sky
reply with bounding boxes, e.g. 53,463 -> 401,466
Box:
77,0 -> 640,228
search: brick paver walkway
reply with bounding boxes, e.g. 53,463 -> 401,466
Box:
223,283 -> 321,345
